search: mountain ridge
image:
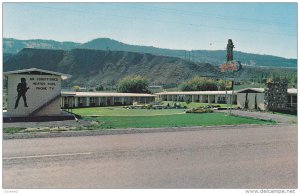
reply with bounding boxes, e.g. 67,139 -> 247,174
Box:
4,48 -> 296,89
3,37 -> 297,68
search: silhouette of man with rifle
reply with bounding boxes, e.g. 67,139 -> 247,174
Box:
14,78 -> 29,109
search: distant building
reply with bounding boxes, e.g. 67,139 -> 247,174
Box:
236,88 -> 297,110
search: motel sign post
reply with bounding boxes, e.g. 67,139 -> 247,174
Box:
220,39 -> 242,115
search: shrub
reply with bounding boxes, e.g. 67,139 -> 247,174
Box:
186,105 -> 214,114
72,85 -> 81,92
180,76 -> 225,91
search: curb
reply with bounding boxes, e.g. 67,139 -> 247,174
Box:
3,123 -> 287,140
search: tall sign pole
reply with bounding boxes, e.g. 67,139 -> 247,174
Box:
220,39 -> 241,116
227,39 -> 235,115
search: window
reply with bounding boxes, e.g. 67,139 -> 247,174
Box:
217,96 -> 226,103
90,97 -> 95,103
64,97 -> 69,107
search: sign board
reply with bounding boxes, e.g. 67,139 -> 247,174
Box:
7,74 -> 61,116
220,62 -> 238,72
220,61 -> 242,72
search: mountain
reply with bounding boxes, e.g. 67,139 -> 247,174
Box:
4,48 -> 296,89
80,38 -> 297,68
3,48 -> 220,88
3,38 -> 80,53
3,38 -> 297,68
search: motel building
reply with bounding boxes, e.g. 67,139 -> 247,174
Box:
236,88 -> 297,110
156,91 -> 237,104
61,88 -> 297,109
61,91 -> 156,108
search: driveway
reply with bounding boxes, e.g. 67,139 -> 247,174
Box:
218,110 -> 297,124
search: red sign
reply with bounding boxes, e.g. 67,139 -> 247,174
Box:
220,62 -> 238,72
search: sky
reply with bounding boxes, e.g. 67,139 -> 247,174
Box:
2,2 -> 297,59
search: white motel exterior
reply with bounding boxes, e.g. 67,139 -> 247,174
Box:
61,88 -> 297,110
61,92 -> 156,108
155,91 -> 236,104
3,68 -> 297,113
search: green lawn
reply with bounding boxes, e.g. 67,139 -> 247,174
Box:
71,106 -> 185,116
71,102 -> 237,117
3,127 -> 25,134
2,107 -> 275,134
71,106 -> 274,130
83,113 -> 274,129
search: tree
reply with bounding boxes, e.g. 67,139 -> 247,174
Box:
117,76 -> 150,93
95,85 -> 104,91
217,80 -> 226,90
288,73 -> 297,88
72,85 -> 81,92
180,76 -> 224,91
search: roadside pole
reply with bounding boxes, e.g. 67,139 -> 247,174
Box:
229,70 -> 235,115
224,71 -> 229,116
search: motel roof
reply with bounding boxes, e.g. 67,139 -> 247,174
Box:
62,91 -> 156,97
155,91 -> 235,95
3,68 -> 71,80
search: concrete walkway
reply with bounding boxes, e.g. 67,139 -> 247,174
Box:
218,110 -> 297,124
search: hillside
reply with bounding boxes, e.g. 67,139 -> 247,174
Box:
3,53 -> 14,62
4,48 -> 296,89
3,48 -> 220,88
3,38 -> 297,68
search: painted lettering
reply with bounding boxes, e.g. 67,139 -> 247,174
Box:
36,87 -> 47,90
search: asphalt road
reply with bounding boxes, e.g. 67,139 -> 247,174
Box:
3,124 -> 297,189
